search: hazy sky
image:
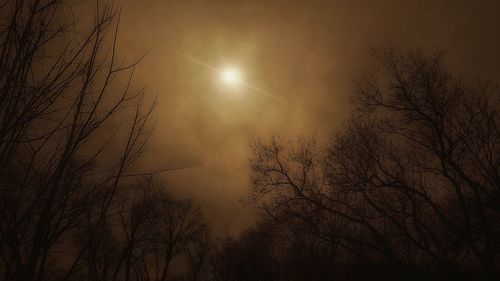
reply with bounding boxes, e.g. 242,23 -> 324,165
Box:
85,0 -> 500,235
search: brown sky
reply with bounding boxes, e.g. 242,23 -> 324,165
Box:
83,0 -> 500,235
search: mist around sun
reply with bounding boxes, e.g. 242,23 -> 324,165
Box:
103,0 -> 500,236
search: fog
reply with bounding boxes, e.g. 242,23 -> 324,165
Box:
89,0 -> 500,234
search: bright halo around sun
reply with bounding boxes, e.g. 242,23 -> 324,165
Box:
220,67 -> 241,85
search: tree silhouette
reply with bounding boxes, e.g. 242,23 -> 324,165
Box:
249,50 -> 499,278
0,1 -> 155,280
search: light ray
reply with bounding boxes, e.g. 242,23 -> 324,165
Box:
182,54 -> 279,100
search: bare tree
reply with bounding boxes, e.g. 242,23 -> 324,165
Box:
100,178 -> 209,281
109,180 -> 163,281
154,196 -> 205,281
186,224 -> 210,281
0,1 -> 155,280
352,50 -> 499,271
250,50 -> 500,276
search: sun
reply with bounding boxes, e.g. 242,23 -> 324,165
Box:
220,67 -> 240,84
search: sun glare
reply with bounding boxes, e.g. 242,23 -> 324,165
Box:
221,67 -> 240,84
